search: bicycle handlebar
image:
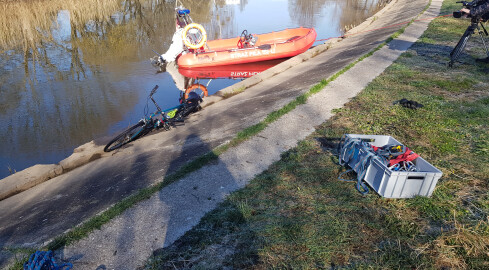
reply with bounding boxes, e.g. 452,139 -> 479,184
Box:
150,85 -> 159,97
149,85 -> 163,113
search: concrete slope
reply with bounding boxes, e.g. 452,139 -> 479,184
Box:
0,0 -> 442,268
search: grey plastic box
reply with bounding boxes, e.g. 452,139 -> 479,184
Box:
343,134 -> 442,198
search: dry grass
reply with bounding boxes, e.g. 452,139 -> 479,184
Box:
0,0 -> 214,64
430,217 -> 489,269
221,86 -> 246,99
0,0 -> 121,53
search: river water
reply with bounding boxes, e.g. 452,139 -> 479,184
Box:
0,0 -> 388,179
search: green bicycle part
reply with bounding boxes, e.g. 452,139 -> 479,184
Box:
166,109 -> 178,119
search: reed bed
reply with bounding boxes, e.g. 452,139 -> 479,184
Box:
0,0 -> 121,53
0,0 -> 213,58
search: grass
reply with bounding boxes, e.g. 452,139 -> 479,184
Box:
143,0 -> 489,269
7,165 -> 16,175
0,0 -> 212,53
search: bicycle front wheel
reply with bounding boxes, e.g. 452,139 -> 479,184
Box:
104,121 -> 146,152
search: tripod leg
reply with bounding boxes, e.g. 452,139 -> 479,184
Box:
449,27 -> 472,67
478,31 -> 489,57
476,23 -> 489,57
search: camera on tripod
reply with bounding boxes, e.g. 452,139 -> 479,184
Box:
449,0 -> 489,67
452,0 -> 488,20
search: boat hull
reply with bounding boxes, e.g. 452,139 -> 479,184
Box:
177,27 -> 316,69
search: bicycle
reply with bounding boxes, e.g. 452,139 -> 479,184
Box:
104,85 -> 203,152
449,0 -> 489,67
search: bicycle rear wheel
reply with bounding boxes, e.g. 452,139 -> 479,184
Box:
449,29 -> 472,67
104,121 -> 146,152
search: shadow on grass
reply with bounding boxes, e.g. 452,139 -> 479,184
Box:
149,201 -> 260,269
137,129 -> 261,269
142,134 -> 420,269
142,13 -> 489,269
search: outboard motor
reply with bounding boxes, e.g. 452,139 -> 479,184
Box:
185,91 -> 203,105
238,30 -> 258,48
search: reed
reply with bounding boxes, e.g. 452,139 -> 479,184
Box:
0,0 -> 213,61
0,0 -> 121,53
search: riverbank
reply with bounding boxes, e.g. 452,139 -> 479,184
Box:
2,0 -> 438,268
5,0 -> 486,267
1,0 -> 389,181
0,0 -> 394,201
0,0 -> 392,201
143,0 -> 489,268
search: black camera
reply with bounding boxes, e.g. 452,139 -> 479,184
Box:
452,0 -> 488,21
453,11 -> 463,18
452,0 -> 478,18
453,0 -> 488,16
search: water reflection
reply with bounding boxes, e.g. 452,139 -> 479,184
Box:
0,0 -> 387,178
178,59 -> 286,79
289,0 -> 389,31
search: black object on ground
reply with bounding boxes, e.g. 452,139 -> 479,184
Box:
393,98 -> 424,109
475,56 -> 489,63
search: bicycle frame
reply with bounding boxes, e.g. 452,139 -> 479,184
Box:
103,85 -> 191,152
142,85 -> 185,131
135,83 -> 204,137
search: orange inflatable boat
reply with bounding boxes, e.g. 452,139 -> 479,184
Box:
177,27 -> 317,69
